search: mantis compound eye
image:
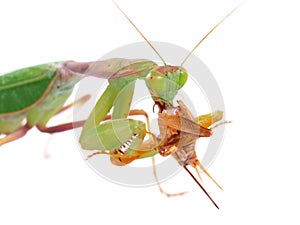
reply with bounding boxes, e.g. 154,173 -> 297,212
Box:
146,66 -> 188,106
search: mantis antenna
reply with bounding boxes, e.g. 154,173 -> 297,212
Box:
180,3 -> 243,66
112,0 -> 167,67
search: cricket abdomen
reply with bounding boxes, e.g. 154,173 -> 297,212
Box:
172,143 -> 199,167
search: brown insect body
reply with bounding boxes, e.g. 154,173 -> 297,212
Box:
157,100 -> 211,165
154,100 -> 224,208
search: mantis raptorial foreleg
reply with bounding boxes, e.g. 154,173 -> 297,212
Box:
83,118 -> 158,166
36,108 -> 150,134
80,74 -> 159,164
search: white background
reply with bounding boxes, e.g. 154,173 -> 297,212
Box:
1,0 -> 300,224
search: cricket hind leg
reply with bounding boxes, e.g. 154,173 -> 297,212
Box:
194,160 -> 223,191
152,156 -> 187,197
194,110 -> 228,190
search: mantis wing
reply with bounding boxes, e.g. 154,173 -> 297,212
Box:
0,63 -> 60,115
158,100 -> 213,139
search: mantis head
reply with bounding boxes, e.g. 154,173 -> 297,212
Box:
112,0 -> 241,113
145,65 -> 188,109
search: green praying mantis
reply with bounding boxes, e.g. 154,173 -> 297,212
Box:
0,1 -> 239,208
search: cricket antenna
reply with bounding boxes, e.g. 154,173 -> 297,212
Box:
180,3 -> 243,66
112,0 -> 167,66
184,165 -> 219,209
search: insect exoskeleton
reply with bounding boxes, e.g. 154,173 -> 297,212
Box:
145,66 -> 188,110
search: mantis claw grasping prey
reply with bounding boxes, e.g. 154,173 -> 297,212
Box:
0,1 -> 240,208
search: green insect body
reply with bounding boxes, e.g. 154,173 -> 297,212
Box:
0,0 -> 239,208
61,60 -> 188,158
0,62 -> 79,133
0,59 -> 188,148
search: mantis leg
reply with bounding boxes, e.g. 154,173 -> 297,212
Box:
152,156 -> 187,197
36,121 -> 86,133
0,95 -> 91,146
84,111 -> 159,166
56,94 -> 91,114
82,117 -> 156,164
81,77 -> 160,165
0,125 -> 31,146
36,109 -> 150,133
36,94 -> 91,133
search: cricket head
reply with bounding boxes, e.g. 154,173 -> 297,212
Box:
145,65 -> 188,109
